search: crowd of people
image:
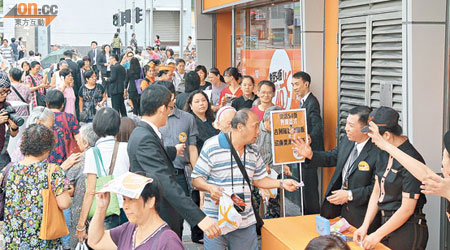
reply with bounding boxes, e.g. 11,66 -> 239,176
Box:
0,34 -> 447,250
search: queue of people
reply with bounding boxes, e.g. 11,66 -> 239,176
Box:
0,38 -> 448,250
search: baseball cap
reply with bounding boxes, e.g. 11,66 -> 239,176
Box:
444,131 -> 450,153
361,106 -> 400,133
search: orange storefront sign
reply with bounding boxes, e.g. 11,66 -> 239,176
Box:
270,109 -> 308,165
241,49 -> 301,110
203,0 -> 254,11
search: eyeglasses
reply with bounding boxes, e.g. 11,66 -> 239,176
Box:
0,90 -> 11,96
259,91 -> 274,96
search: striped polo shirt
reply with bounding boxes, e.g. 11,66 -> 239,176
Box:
192,132 -> 267,229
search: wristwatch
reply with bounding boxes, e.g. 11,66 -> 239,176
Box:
348,190 -> 353,201
279,179 -> 284,189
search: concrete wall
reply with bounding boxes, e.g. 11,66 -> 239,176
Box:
194,0 -> 214,69
404,0 -> 448,249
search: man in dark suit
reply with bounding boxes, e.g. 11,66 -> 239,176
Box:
127,84 -> 221,239
64,50 -> 81,117
105,54 -> 127,117
292,71 -> 323,214
293,106 -> 381,233
88,41 -> 99,74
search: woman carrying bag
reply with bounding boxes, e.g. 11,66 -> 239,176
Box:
0,124 -> 71,249
76,107 -> 130,242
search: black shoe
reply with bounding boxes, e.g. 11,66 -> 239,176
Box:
192,239 -> 204,244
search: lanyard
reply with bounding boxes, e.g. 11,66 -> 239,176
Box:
229,132 -> 245,194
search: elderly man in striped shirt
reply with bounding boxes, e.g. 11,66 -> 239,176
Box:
192,109 -> 299,250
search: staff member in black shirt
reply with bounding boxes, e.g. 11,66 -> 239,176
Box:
231,75 -> 258,111
354,107 -> 428,250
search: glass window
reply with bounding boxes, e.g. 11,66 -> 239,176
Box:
235,2 -> 302,111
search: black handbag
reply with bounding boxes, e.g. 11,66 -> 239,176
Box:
224,133 -> 264,235
29,75 -> 46,106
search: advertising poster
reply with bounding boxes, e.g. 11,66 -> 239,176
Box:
270,109 -> 308,165
241,49 -> 301,110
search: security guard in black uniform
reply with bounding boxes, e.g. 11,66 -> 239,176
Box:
354,107 -> 428,250
293,106 -> 381,232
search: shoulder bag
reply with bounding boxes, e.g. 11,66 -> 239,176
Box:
39,163 -> 70,240
29,75 -> 46,107
87,142 -> 121,218
224,133 -> 264,235
134,68 -> 145,95
62,112 -> 81,157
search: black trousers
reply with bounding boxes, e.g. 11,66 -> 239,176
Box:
381,212 -> 428,250
302,164 -> 320,214
113,48 -> 121,57
191,190 -> 203,241
173,171 -> 190,238
130,96 -> 140,116
111,94 -> 127,117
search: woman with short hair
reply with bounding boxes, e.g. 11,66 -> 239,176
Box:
7,67 -> 32,116
76,107 -> 130,242
79,70 -> 106,123
46,89 -> 80,165
66,123 -> 99,249
58,68 -> 76,116
88,176 -> 183,249
0,124 -> 72,249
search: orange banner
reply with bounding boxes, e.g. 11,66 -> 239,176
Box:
203,0 -> 252,11
270,109 -> 308,165
241,49 -> 301,110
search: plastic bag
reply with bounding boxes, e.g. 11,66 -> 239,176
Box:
266,170 -> 279,198
75,241 -> 89,250
217,194 -> 242,235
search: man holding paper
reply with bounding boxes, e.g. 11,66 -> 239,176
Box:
192,109 -> 300,249
127,84 -> 220,239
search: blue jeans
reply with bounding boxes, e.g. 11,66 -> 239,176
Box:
204,224 -> 258,250
62,208 -> 71,248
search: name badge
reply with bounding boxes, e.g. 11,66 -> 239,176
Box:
178,132 -> 187,143
358,161 -> 370,171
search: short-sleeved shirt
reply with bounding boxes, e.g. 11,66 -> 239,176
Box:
83,136 -> 130,207
191,132 -> 268,229
48,112 -> 80,165
79,84 -> 105,120
376,139 -> 427,211
7,83 -> 32,116
232,95 -> 258,111
109,222 -> 183,250
219,87 -> 243,106
160,108 -> 198,169
24,73 -> 45,107
250,105 -> 266,121
209,82 -> 227,106
0,161 -> 70,249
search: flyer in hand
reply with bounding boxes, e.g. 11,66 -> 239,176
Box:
98,172 -> 153,199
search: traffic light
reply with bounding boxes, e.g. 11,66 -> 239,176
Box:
113,13 -> 120,27
135,7 -> 143,23
125,9 -> 131,23
120,10 -> 131,25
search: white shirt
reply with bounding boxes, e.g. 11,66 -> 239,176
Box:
341,138 -> 370,183
54,71 -> 64,89
143,119 -> 162,139
300,92 -> 311,107
83,136 -> 130,207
